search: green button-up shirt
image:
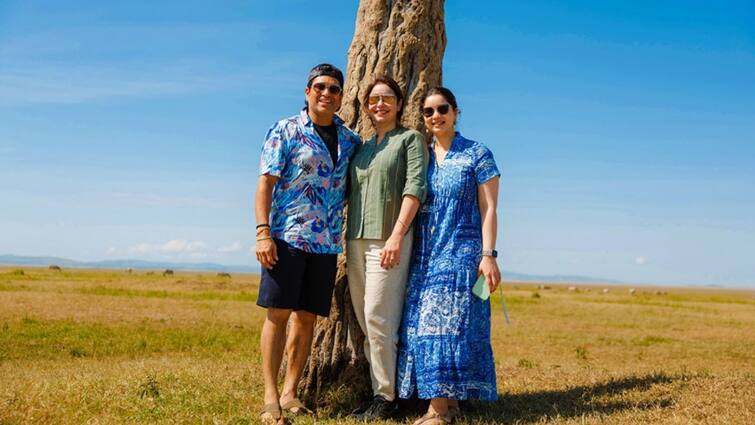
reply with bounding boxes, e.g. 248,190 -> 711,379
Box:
347,127 -> 429,240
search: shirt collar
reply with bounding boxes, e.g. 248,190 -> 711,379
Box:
431,131 -> 462,150
298,107 -> 344,128
368,126 -> 402,144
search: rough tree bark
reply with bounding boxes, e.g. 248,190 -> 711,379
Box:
340,0 -> 447,134
298,0 -> 446,413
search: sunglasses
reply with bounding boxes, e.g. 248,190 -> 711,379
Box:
311,82 -> 342,95
422,104 -> 451,117
367,94 -> 396,105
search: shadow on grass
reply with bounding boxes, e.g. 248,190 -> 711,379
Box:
312,372 -> 685,423
459,372 -> 679,424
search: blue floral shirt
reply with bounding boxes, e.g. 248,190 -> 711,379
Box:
259,108 -> 360,254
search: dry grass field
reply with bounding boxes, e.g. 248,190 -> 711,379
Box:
1,267 -> 753,424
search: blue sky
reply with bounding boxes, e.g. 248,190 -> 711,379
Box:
1,1 -> 753,287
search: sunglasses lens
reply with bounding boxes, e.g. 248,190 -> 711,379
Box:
369,95 -> 396,105
422,107 -> 434,117
312,83 -> 341,94
437,104 -> 450,114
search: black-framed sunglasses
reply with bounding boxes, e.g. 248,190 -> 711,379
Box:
311,82 -> 342,95
422,104 -> 451,117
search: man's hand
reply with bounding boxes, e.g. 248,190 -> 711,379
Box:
256,237 -> 278,270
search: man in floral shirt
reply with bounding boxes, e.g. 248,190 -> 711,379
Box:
254,63 -> 360,423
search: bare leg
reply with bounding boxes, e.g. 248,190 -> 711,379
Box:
414,398 -> 451,425
261,307 -> 292,406
279,310 -> 317,406
429,397 -> 450,415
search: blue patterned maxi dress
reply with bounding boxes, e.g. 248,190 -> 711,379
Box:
396,132 -> 500,401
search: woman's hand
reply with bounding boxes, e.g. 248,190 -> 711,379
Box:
255,238 -> 278,270
478,256 -> 501,293
380,233 -> 403,269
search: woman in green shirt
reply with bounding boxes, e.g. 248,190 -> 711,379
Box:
347,76 -> 429,420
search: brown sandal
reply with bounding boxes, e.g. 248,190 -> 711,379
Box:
413,411 -> 453,425
260,403 -> 285,425
280,398 -> 313,416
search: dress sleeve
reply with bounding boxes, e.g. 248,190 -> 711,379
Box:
474,144 -> 500,185
259,122 -> 287,177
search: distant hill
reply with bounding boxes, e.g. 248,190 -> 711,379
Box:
0,254 -> 258,273
503,271 -> 622,284
0,254 -> 621,284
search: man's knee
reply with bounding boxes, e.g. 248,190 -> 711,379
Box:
292,310 -> 317,327
266,307 -> 292,325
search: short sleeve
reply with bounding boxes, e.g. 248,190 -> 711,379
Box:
474,144 -> 500,185
259,122 -> 287,177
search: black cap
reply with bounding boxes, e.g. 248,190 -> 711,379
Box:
307,63 -> 344,88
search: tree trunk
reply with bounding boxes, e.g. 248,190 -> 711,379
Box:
340,0 -> 447,135
298,0 -> 446,414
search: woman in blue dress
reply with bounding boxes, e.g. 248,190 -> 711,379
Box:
397,87 -> 502,425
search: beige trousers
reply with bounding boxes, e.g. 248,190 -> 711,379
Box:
346,232 -> 413,401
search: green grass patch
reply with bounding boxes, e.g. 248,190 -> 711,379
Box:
581,296 -> 717,313
497,294 -> 541,307
0,317 -> 259,361
0,282 -> 27,292
0,282 -> 259,302
632,335 -> 674,346
77,286 -> 258,302
0,271 -> 38,282
597,336 -> 628,346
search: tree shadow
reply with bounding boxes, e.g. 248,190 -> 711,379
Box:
321,371 -> 683,423
458,372 -> 679,424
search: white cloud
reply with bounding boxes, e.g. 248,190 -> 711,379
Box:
128,239 -> 207,255
635,256 -> 647,265
163,239 -> 206,253
128,243 -> 154,254
106,247 -> 118,255
218,241 -> 243,253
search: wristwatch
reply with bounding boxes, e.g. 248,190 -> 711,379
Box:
482,249 -> 498,258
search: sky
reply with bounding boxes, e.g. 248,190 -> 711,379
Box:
1,1 -> 753,287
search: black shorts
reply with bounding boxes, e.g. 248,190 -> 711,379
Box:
256,238 -> 337,317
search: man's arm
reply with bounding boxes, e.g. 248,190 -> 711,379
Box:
255,174 -> 279,270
